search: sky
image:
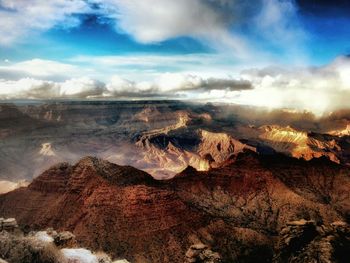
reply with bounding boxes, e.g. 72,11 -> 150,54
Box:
0,0 -> 349,114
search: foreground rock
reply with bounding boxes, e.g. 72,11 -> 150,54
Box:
185,243 -> 221,263
0,218 -> 18,232
0,153 -> 349,262
0,219 -> 127,263
53,231 -> 77,248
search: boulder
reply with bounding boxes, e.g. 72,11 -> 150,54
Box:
2,218 -> 18,231
53,231 -> 76,247
185,243 -> 221,263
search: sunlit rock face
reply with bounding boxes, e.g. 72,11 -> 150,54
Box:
136,126 -> 255,178
329,124 -> 350,137
39,142 -> 56,157
258,125 -> 341,162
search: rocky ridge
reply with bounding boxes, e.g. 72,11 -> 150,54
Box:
0,152 -> 349,262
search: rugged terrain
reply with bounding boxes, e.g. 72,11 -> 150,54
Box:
1,101 -> 350,261
0,152 -> 349,262
2,101 -> 350,188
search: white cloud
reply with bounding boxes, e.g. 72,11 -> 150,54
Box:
102,0 -> 222,42
92,0 -> 307,62
0,77 -> 103,99
237,56 -> 350,114
0,73 -> 250,100
70,54 -> 261,82
0,59 -> 78,79
154,73 -> 251,92
60,77 -> 105,98
0,78 -> 60,99
105,73 -> 251,98
0,0 -> 90,45
89,1 -> 242,58
0,55 -> 252,82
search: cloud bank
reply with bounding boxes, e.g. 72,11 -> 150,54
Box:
238,55 -> 350,114
0,74 -> 251,100
1,56 -> 350,115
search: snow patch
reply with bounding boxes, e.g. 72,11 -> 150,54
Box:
34,231 -> 54,243
61,248 -> 98,263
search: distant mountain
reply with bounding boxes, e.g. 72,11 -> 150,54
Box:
0,152 -> 349,262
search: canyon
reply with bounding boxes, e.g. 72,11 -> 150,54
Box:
0,101 -> 350,262
1,101 -> 350,185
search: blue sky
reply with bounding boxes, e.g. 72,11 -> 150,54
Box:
0,0 -> 348,64
0,0 -> 349,114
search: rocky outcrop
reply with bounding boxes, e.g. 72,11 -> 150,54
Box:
173,150 -> 350,234
185,244 -> 221,263
274,220 -> 350,263
136,128 -> 255,178
0,157 -> 210,262
329,124 -> 350,137
0,218 -> 18,232
53,231 -> 76,248
0,220 -> 125,263
0,227 -> 65,263
258,125 -> 341,163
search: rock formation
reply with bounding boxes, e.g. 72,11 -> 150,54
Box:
274,220 -> 350,263
0,218 -> 128,263
185,243 -> 221,263
2,101 -> 350,183
0,218 -> 18,232
258,125 -> 341,162
0,151 -> 349,262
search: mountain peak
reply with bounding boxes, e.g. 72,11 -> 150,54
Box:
175,165 -> 199,178
234,148 -> 260,164
75,156 -> 113,167
73,156 -> 155,186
